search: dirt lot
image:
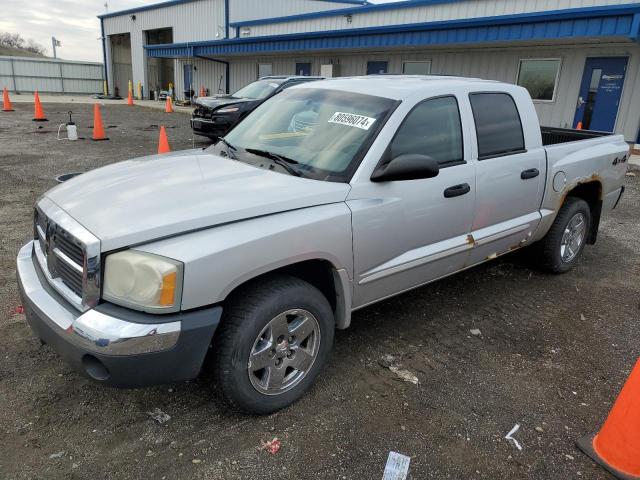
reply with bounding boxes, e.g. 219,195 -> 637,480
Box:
0,102 -> 638,480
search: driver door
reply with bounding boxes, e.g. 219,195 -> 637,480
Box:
348,96 -> 476,308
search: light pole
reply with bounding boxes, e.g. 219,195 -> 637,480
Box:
51,37 -> 61,59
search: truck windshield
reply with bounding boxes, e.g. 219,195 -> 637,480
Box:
213,88 -> 398,182
233,80 -> 281,100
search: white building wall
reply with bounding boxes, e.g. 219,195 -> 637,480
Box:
102,0 -> 225,95
226,42 -> 640,141
175,57 -> 228,97
230,0 -> 357,24
242,0 -> 639,37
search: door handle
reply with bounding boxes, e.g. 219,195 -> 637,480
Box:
521,168 -> 540,180
444,183 -> 471,198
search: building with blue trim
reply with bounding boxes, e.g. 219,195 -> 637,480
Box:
100,0 -> 640,143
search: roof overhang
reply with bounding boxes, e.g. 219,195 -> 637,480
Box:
99,0 -> 366,20
145,4 -> 640,58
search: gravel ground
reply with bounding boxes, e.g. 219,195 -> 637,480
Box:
1,102 -> 639,480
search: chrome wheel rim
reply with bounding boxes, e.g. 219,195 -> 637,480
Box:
560,213 -> 587,263
248,309 -> 321,395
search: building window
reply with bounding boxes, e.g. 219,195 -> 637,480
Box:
390,96 -> 463,167
402,61 -> 431,75
258,63 -> 273,79
469,93 -> 525,160
516,58 -> 561,102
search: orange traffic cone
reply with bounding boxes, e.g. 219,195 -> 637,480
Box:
127,89 -> 134,106
33,90 -> 47,121
165,96 -> 173,113
157,126 -> 171,154
199,86 -> 206,97
577,358 -> 640,479
2,87 -> 14,112
91,103 -> 109,141
576,121 -> 583,130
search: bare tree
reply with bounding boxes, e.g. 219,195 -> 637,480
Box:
0,32 -> 46,55
25,39 -> 46,55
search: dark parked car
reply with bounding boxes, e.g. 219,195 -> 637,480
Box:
191,76 -> 324,140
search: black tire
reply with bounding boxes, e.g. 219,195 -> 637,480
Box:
211,274 -> 335,414
534,197 -> 591,273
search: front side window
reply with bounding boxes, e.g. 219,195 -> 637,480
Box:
469,93 -> 525,160
390,96 -> 463,167
517,59 -> 561,101
233,80 -> 281,100
215,88 -> 398,182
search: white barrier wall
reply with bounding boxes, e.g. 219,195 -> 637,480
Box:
0,56 -> 104,94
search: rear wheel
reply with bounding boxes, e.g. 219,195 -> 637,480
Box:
535,197 -> 591,273
212,274 -> 334,414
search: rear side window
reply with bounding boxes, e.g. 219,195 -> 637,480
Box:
390,96 -> 464,167
469,93 -> 525,159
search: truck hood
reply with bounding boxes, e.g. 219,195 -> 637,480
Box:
44,149 -> 351,251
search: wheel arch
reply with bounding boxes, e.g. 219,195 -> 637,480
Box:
564,180 -> 602,244
222,259 -> 353,330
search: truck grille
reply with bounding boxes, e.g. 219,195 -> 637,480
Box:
35,209 -> 84,296
33,202 -> 101,311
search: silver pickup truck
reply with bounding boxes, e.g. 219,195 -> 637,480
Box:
17,76 -> 629,414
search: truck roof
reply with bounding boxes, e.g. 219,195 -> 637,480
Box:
295,75 -> 504,100
259,75 -> 325,82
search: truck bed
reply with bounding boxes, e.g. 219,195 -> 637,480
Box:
541,126 -> 610,146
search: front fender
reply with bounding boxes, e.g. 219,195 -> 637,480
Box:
135,203 -> 354,312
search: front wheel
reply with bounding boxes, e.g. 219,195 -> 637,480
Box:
535,197 -> 591,273
211,274 -> 335,414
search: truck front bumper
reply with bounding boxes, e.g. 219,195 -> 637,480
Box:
190,117 -> 235,139
17,241 -> 222,387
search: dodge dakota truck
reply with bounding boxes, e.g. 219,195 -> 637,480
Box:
17,76 -> 628,414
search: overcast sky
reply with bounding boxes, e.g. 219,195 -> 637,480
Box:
0,0 -> 400,62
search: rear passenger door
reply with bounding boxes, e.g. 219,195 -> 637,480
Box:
467,92 -> 545,265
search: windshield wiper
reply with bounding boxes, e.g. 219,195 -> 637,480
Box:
218,137 -> 237,159
245,148 -> 303,177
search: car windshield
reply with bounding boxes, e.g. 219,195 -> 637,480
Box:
210,88 -> 398,182
233,80 -> 282,100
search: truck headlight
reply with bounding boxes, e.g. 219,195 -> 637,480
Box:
103,251 -> 183,313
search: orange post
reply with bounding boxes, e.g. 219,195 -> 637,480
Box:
157,126 -> 171,154
2,87 -> 14,112
165,96 -> 173,113
127,89 -> 134,106
577,358 -> 640,479
91,103 -> 109,141
33,90 -> 48,121
576,121 -> 583,130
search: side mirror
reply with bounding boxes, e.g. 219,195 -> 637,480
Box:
371,154 -> 440,182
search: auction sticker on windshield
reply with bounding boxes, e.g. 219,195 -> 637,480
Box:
328,112 -> 377,130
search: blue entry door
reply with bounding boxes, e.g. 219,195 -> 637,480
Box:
367,61 -> 388,75
573,57 -> 628,132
